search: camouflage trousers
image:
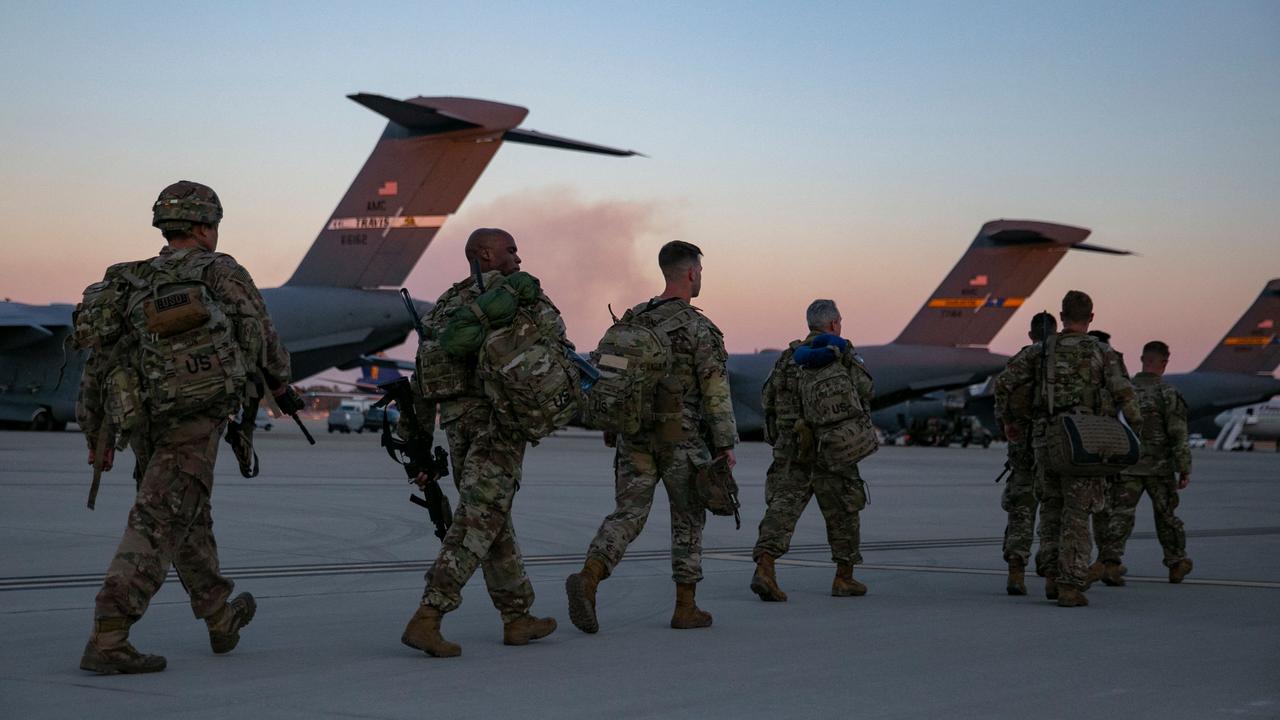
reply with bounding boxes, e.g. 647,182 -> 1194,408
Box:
1034,447 -> 1106,589
422,409 -> 532,621
586,435 -> 712,584
1001,441 -> 1040,569
1095,473 -> 1187,567
752,443 -> 866,565
94,414 -> 233,624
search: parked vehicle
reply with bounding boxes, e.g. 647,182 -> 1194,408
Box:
327,401 -> 366,434
361,405 -> 400,433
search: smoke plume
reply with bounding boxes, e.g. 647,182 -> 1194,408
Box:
407,185 -> 670,350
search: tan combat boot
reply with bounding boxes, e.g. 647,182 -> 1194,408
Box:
1056,585 -> 1089,607
79,618 -> 167,675
206,592 -> 257,654
503,614 -> 558,646
750,554 -> 788,602
832,563 -> 867,597
1169,558 -> 1193,584
670,583 -> 713,629
565,557 -> 608,634
1044,574 -> 1059,600
1101,562 -> 1126,587
1006,561 -> 1027,596
1086,560 -> 1104,584
401,604 -> 461,657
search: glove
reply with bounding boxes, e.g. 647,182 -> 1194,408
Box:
275,385 -> 305,415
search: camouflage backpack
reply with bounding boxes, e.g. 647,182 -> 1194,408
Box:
113,251 -> 247,421
762,340 -> 805,446
478,303 -> 582,442
1039,334 -> 1139,476
415,327 -> 470,401
582,301 -> 701,437
415,272 -> 508,401
797,346 -> 878,466
73,267 -> 146,439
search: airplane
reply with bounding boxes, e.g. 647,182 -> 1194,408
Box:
1213,397 -> 1280,451
728,219 -> 1130,437
871,277 -> 1280,442
1165,278 -> 1280,423
0,92 -> 638,430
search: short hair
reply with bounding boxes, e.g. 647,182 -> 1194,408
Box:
160,222 -> 211,242
465,228 -> 514,260
658,241 -> 702,279
1061,290 -> 1093,322
806,299 -> 841,331
1029,312 -> 1056,342
1087,330 -> 1111,344
1142,340 -> 1170,358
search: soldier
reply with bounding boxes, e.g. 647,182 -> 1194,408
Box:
995,291 -> 1142,607
78,181 -> 299,674
1084,329 -> 1129,583
400,228 -> 559,658
992,311 -> 1057,595
749,299 -> 874,601
565,240 -> 737,632
1094,341 -> 1194,585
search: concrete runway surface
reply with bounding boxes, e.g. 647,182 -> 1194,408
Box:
2,423 -> 1277,719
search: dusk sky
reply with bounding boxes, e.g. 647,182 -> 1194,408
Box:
2,1 -> 1277,377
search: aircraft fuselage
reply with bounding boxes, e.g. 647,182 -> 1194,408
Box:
728,343 -> 1009,437
0,289 -> 431,428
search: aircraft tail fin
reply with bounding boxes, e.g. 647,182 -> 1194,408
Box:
285,93 -> 637,289
1194,279 -> 1280,374
891,220 -> 1125,347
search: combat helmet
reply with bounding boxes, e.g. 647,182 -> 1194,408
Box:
152,180 -> 223,232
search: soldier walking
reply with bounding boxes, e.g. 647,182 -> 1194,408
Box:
1093,341 -> 1194,585
992,312 -> 1056,595
750,299 -> 875,601
995,291 -> 1142,607
77,181 -> 299,673
400,228 -> 559,657
566,241 -> 737,632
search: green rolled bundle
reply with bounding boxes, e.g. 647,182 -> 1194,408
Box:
440,272 -> 542,357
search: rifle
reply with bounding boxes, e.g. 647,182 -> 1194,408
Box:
400,288 -> 428,343
470,257 -> 486,293
87,424 -> 113,509
375,377 -> 453,540
994,460 -> 1011,484
268,377 -> 315,445
225,390 -> 262,478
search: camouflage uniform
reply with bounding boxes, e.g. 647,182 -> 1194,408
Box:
585,298 -> 737,584
1089,344 -> 1129,556
992,343 -> 1042,572
83,246 -> 290,626
414,273 -> 566,617
753,332 -> 873,566
996,331 -> 1141,589
1096,372 -> 1191,567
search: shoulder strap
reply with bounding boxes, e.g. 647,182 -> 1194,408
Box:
653,306 -> 700,335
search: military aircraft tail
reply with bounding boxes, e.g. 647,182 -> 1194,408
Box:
1194,279 -> 1280,375
286,93 -> 638,288
892,219 -> 1128,347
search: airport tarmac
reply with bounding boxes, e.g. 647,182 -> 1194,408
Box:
1,423 -> 1277,719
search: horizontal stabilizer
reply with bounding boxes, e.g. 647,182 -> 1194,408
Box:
347,94 -> 483,135
503,128 -> 643,157
1067,242 -> 1132,256
893,219 -> 1119,347
1195,278 -> 1280,374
